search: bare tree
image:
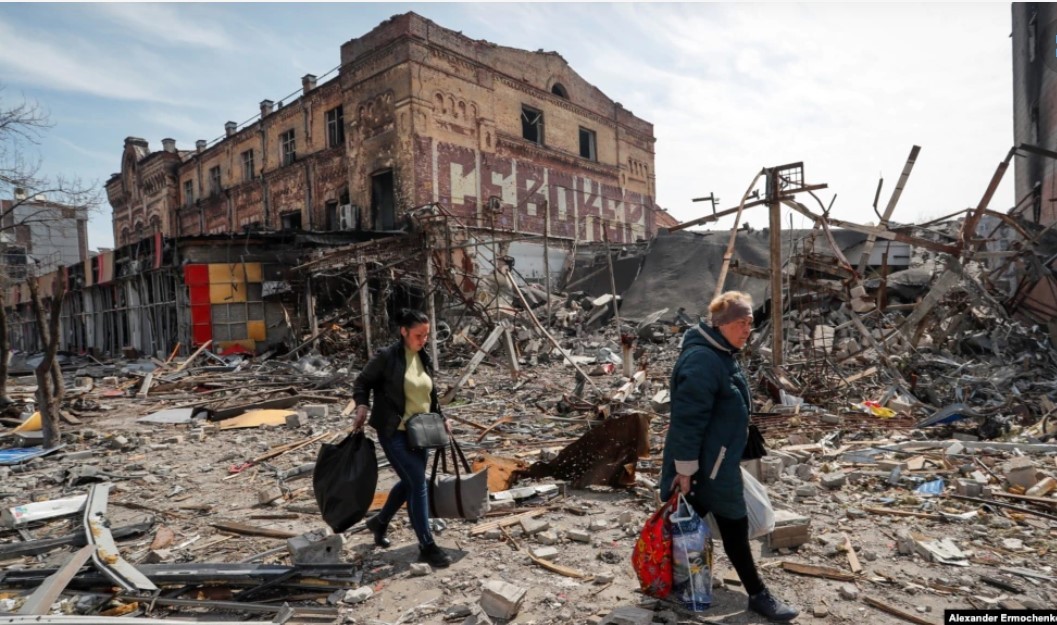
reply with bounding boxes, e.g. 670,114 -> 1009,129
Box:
0,86 -> 101,405
28,270 -> 65,448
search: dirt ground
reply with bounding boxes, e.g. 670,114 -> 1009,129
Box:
2,343 -> 1055,625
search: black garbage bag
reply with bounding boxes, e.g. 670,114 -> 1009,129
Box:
313,431 -> 378,533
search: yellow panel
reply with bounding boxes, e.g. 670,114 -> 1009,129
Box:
244,262 -> 262,283
209,283 -> 234,303
247,320 -> 266,341
218,409 -> 294,430
208,263 -> 232,284
230,263 -> 247,285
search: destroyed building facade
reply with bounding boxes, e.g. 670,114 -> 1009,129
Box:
5,12 -> 659,358
108,12 -> 658,246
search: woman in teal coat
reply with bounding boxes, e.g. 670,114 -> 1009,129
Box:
660,291 -> 798,622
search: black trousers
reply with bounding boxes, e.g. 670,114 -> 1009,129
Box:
711,513 -> 766,596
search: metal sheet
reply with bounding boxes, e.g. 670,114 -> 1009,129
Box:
17,545 -> 94,614
0,445 -> 64,466
83,483 -> 157,592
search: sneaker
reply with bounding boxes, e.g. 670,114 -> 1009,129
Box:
417,543 -> 452,568
364,515 -> 391,549
748,588 -> 799,621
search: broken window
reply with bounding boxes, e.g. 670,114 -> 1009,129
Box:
551,83 -> 569,99
326,106 -> 345,149
521,105 -> 544,145
183,179 -> 194,208
579,127 -> 597,161
371,170 -> 396,230
280,129 -> 296,166
209,166 -> 221,196
241,149 -> 255,182
280,210 -> 302,231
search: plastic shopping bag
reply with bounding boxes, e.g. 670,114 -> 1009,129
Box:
669,494 -> 713,611
631,492 -> 678,598
742,467 -> 775,539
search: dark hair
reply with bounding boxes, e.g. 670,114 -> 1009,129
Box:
395,308 -> 429,329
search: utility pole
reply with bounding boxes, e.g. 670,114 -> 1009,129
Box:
766,168 -> 784,366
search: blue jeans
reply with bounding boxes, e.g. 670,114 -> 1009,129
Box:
375,430 -> 434,548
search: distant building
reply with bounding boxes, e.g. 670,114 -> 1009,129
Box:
107,12 -> 658,247
0,192 -> 89,280
1012,3 -> 1057,224
3,12 -> 661,358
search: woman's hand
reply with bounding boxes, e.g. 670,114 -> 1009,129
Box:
352,405 -> 368,431
444,417 -> 453,435
671,474 -> 691,496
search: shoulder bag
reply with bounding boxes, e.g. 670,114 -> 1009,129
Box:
405,412 -> 449,450
429,438 -> 489,520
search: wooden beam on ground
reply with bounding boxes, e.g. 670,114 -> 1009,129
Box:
780,561 -> 857,581
211,521 -> 299,539
469,509 -> 548,536
862,595 -> 939,625
842,533 -> 863,574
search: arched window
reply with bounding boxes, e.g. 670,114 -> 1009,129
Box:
551,83 -> 569,99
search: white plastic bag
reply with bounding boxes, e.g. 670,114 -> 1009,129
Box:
669,494 -> 713,611
742,467 -> 775,539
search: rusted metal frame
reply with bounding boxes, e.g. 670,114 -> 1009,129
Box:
84,482 -> 157,592
981,208 -> 1033,241
915,208 -> 972,229
814,213 -> 961,256
668,197 -> 769,232
961,146 -> 1017,251
712,169 -> 767,302
857,145 -> 920,274
17,545 -> 95,614
729,260 -> 844,296
781,199 -> 857,281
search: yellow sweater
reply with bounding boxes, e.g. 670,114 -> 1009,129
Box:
399,348 -> 433,429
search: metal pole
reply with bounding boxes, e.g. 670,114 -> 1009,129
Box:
425,236 -> 440,373
357,259 -> 373,357
543,200 -> 551,326
768,168 -> 784,366
603,222 -> 621,333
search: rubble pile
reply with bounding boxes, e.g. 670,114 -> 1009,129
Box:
4,198 -> 1057,623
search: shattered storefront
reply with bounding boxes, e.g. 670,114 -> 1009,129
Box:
4,235 -> 308,358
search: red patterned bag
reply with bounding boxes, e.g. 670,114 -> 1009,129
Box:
631,492 -> 679,598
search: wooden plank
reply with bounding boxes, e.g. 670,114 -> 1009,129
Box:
211,521 -> 298,539
862,595 -> 939,625
172,340 -> 213,374
781,561 -> 857,581
863,506 -> 942,520
842,533 -> 863,574
469,509 -> 547,536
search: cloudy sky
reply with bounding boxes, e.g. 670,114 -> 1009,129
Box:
0,3 -> 1014,249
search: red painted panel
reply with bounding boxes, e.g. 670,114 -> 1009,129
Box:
184,264 -> 209,286
190,304 -> 212,326
189,285 -> 210,305
192,324 -> 213,345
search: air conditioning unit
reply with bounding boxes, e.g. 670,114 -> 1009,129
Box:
337,204 -> 358,230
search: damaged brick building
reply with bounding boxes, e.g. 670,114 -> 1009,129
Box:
6,12 -> 661,358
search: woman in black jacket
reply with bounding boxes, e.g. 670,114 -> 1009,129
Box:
352,309 -> 452,568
